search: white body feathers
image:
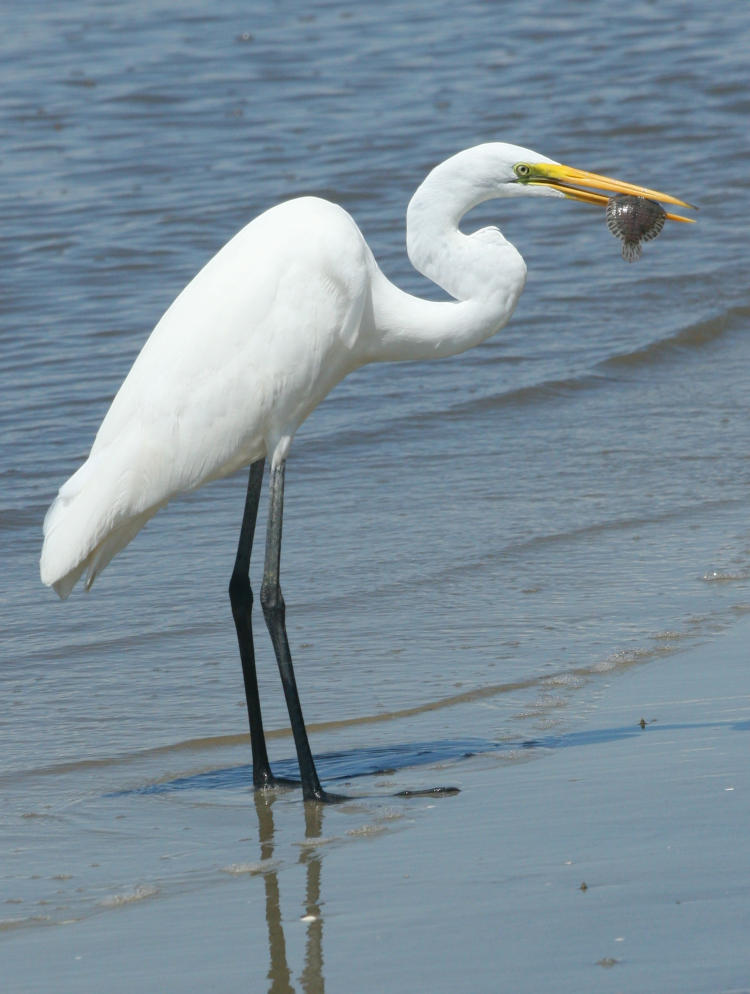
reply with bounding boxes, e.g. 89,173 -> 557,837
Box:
41,143 -> 561,598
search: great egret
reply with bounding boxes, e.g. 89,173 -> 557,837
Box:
40,143 -> 694,801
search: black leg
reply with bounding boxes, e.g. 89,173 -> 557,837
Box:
229,459 -> 278,789
260,461 -> 342,802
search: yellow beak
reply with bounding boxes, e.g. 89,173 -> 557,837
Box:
524,162 -> 697,223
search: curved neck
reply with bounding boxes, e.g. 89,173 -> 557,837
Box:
366,148 -> 528,363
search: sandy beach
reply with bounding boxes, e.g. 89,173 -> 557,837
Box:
5,617 -> 750,993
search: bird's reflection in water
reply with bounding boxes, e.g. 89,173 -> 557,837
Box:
253,791 -> 326,994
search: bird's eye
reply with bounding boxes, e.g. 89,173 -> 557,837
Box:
514,163 -> 531,180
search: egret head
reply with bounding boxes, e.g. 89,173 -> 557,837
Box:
419,142 -> 695,224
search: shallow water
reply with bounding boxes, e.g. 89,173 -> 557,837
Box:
2,0 -> 749,985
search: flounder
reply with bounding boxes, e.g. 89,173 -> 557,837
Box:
606,194 -> 666,262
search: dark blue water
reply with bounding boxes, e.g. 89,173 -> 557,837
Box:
1,0 -> 749,964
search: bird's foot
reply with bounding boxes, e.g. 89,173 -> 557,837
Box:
254,771 -> 347,802
303,786 -> 349,804
253,773 -> 301,791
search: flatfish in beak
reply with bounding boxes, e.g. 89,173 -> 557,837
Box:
606,194 -> 667,262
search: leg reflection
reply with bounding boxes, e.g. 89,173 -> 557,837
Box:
252,793 -> 327,994
254,791 -> 295,994
299,803 -> 325,994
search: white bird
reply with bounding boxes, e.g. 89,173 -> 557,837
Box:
40,143 -> 694,801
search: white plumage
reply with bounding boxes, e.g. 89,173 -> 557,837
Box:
41,144 -> 556,597
42,197 -> 377,596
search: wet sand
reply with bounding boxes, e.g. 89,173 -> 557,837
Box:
5,618 -> 750,993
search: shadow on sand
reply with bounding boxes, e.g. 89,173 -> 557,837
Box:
115,716 -> 750,797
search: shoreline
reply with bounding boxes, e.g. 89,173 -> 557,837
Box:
4,617 -> 750,992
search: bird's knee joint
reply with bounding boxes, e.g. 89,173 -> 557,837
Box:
260,581 -> 285,616
228,572 -> 252,605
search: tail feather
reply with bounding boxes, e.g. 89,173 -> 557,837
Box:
40,446 -> 163,599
